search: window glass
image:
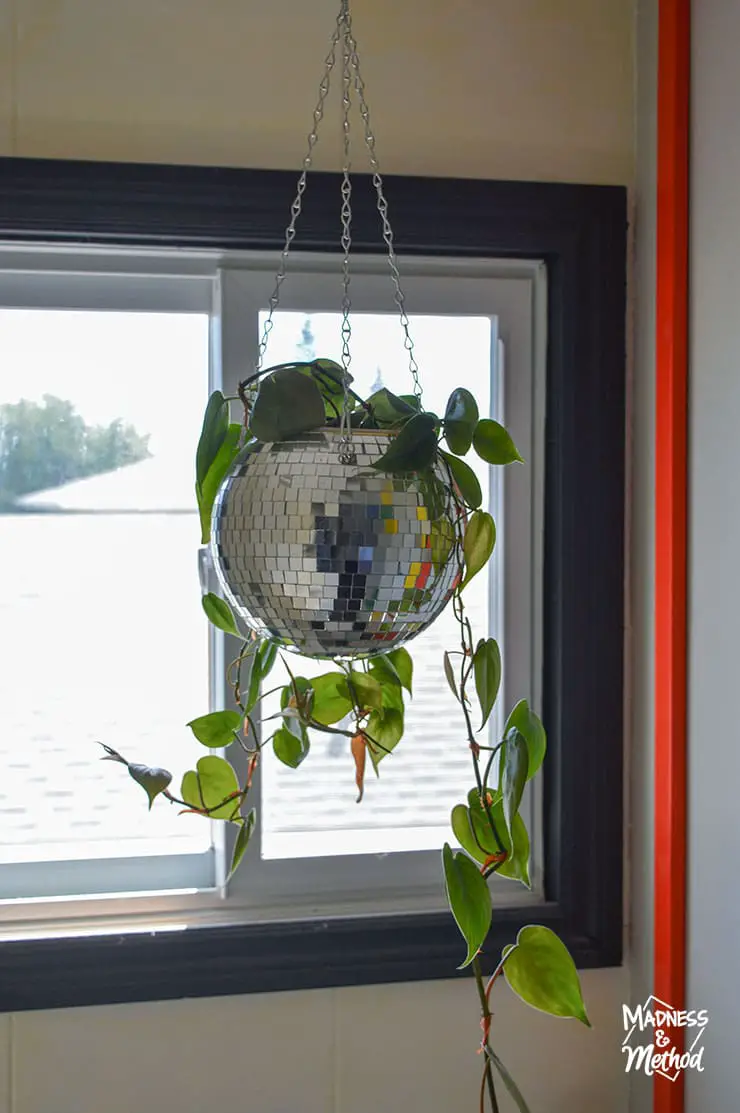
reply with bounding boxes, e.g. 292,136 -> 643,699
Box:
0,309 -> 211,872
258,311 -> 499,859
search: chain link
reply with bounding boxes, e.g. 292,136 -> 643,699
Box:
254,19 -> 343,373
342,8 -> 422,404
254,0 -> 422,427
338,0 -> 356,464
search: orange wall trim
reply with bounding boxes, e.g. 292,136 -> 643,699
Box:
654,2 -> 690,1112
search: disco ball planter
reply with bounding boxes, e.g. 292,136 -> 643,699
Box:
210,428 -> 459,658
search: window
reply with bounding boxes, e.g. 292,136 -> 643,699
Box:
0,261 -> 216,902
214,259 -> 546,921
0,162 -> 625,1010
0,248 -> 545,923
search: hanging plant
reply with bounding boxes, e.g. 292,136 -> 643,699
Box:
103,355 -> 589,1113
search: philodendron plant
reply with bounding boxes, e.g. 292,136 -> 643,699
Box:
103,357 -> 589,1112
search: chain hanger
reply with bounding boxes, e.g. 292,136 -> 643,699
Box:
253,0 -> 421,461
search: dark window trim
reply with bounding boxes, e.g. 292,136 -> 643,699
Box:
0,157 -> 626,1012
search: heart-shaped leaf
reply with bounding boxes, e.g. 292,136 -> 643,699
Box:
503,700 -> 547,784
348,671 -> 384,712
201,592 -> 240,636
371,412 -> 438,473
465,790 -> 531,886
273,726 -> 309,768
461,510 -> 496,589
196,391 -> 229,490
501,728 -> 529,840
451,803 -> 483,861
127,764 -> 172,810
250,367 -> 326,442
502,925 -> 590,1025
309,672 -> 353,725
473,419 -> 524,465
439,450 -> 483,510
366,706 -> 405,770
227,808 -> 256,880
474,638 -> 502,729
197,422 -> 242,543
303,360 -> 354,420
187,709 -> 242,748
181,755 -> 241,820
444,388 -> 479,455
365,387 -> 416,427
386,647 -> 413,694
442,843 -> 492,968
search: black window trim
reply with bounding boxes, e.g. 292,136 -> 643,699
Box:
0,156 -> 626,1012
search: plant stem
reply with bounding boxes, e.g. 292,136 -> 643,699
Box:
473,955 -> 500,1113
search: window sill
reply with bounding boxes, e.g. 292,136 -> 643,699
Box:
0,904 -> 620,1013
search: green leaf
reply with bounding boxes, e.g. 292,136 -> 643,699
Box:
187,709 -> 242,748
439,450 -> 483,510
498,812 -> 531,887
371,413 -> 438,474
460,510 -> 496,590
303,360 -> 354,420
442,843 -> 492,968
465,791 -> 531,885
486,1048 -> 532,1113
369,655 -> 402,689
202,592 -> 240,636
429,517 -> 456,573
127,764 -> 172,810
238,637 -> 277,718
365,387 -> 416,427
386,647 -> 413,694
473,418 -> 524,465
273,726 -> 309,768
196,390 -> 229,490
309,672 -> 353,725
228,808 -> 256,880
417,468 -> 449,522
503,700 -> 547,784
257,639 -> 278,681
181,755 -> 242,820
249,367 -> 326,442
473,637 -> 502,729
366,706 -> 404,770
502,925 -> 591,1025
198,422 -> 242,543
451,803 -> 483,862
443,651 -> 460,701
348,671 -> 383,711
444,388 -> 479,455
501,729 -> 529,840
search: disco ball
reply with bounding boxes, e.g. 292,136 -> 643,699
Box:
210,428 -> 459,658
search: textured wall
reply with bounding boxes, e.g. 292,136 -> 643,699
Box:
0,0 -> 633,182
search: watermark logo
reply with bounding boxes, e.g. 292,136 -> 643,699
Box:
622,996 -> 708,1080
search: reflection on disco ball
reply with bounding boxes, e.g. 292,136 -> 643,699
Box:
210,428 -> 459,658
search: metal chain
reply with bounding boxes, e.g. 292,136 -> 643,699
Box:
338,1 -> 356,464
342,7 -> 422,404
253,19 -> 343,373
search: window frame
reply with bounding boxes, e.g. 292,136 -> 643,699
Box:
0,158 -> 626,1011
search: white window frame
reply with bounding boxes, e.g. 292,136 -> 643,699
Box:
0,245 -> 547,936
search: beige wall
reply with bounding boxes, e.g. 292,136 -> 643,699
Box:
0,2 -> 636,1111
0,0 -> 633,183
687,0 -> 740,1107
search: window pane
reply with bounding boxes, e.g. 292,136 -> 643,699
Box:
258,312 -> 499,859
0,310 -> 212,878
